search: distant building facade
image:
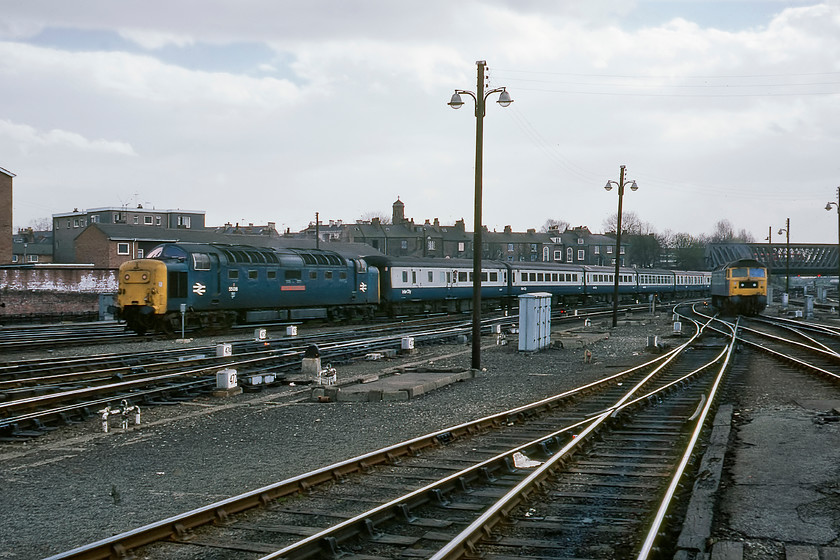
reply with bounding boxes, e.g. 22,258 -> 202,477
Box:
297,199 -> 628,265
12,228 -> 53,264
52,206 -> 206,263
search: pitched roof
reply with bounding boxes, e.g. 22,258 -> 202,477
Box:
0,166 -> 16,178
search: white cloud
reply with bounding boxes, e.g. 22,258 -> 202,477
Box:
0,119 -> 136,156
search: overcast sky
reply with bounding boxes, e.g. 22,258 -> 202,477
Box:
2,1 -> 839,244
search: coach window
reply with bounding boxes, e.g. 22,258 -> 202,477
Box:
412,271 -> 417,283
428,271 -> 434,283
228,270 -> 238,280
458,272 -> 468,282
402,271 -> 409,283
248,270 -> 258,280
537,273 -> 544,281
489,272 -> 498,282
117,242 -> 130,255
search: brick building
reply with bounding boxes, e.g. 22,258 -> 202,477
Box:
0,166 -> 15,264
52,206 -> 207,263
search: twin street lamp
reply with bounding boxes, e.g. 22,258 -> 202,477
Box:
604,165 -> 638,328
448,60 -> 513,371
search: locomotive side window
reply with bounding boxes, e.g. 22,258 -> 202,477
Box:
228,270 -> 238,280
248,270 -> 258,280
310,271 -> 317,280
168,271 -> 188,298
340,271 -> 347,280
286,270 -> 302,281
193,253 -> 211,271
325,271 -> 333,280
267,270 -> 277,279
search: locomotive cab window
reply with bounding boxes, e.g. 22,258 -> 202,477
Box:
192,253 -> 211,271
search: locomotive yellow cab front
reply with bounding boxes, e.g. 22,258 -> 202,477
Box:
117,259 -> 168,332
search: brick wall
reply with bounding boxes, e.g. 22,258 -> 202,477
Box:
0,172 -> 11,264
0,266 -> 118,320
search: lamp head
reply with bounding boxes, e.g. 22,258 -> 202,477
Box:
604,180 -> 613,192
448,92 -> 464,109
778,228 -> 785,235
629,180 -> 638,192
827,202 -> 834,211
497,90 -> 513,107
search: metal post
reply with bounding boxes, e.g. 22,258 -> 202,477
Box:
180,303 -> 186,339
315,212 -> 320,250
833,188 -> 840,315
611,165 -> 626,328
784,217 -> 790,294
471,61 -> 486,371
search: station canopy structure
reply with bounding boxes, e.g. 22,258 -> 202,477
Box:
705,243 -> 840,277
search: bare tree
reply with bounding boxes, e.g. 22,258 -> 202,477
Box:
602,211 -> 645,235
359,211 -> 391,224
28,217 -> 52,231
540,218 -> 569,233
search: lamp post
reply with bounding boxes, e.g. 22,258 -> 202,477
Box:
778,218 -> 790,294
448,60 -> 513,370
765,226 -> 772,245
825,187 -> 840,315
604,165 -> 638,328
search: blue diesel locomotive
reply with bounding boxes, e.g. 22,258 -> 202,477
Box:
117,243 -> 379,334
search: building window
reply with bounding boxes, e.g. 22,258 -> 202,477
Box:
607,245 -> 613,254
90,215 -> 99,223
156,216 -> 162,226
133,216 -> 139,224
594,246 -> 600,254
577,249 -> 585,261
11,255 -> 18,263
507,243 -> 514,252
73,219 -> 80,228
543,247 -> 550,261
530,243 -> 537,252
178,216 -> 191,228
458,242 -> 465,252
144,216 -> 153,225
117,242 -> 130,255
137,249 -> 144,258
28,255 -> 38,263
554,250 -> 562,261
401,240 -> 408,249
620,246 -> 625,255
567,247 -> 573,262
577,238 -> 584,244
427,240 -> 435,251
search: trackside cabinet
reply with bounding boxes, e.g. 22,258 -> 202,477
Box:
519,292 -> 552,352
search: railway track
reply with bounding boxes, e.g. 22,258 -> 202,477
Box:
45,309 -> 737,559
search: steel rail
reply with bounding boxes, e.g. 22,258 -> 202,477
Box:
427,318 -> 711,560
636,318 -> 738,558
43,332 -> 691,560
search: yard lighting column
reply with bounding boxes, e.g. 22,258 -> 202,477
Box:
825,188 -> 840,315
448,60 -> 513,370
604,165 -> 638,328
778,218 -> 790,294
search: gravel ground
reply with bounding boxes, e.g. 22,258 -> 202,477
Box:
0,314 -> 678,559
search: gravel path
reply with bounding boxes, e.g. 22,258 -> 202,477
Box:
0,315 -> 677,559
